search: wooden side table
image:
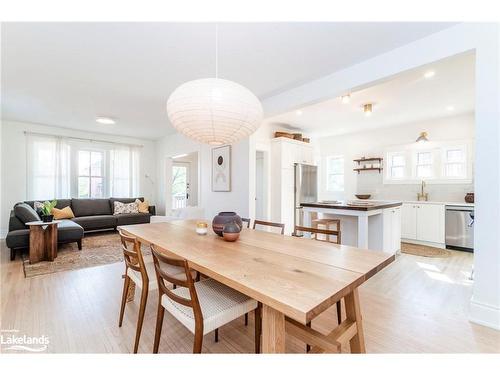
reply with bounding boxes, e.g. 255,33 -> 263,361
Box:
26,220 -> 61,264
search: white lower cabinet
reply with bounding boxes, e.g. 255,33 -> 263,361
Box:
401,203 -> 445,245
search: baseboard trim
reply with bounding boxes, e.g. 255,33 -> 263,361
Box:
469,297 -> 500,331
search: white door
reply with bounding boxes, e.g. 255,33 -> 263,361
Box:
416,204 -> 445,243
401,204 -> 417,239
172,162 -> 190,209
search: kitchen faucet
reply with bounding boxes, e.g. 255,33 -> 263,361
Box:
417,180 -> 428,201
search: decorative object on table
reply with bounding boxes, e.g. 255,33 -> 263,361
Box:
353,157 -> 383,174
355,194 -> 371,200
40,200 -> 57,222
222,221 -> 241,242
212,212 -> 242,236
465,192 -> 474,203
292,133 -> 303,141
347,200 -> 375,206
302,137 -> 310,143
212,145 -> 231,191
166,25 -> 263,146
196,221 -> 208,235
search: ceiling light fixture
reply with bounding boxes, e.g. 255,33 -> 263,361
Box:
416,131 -> 429,143
363,103 -> 373,116
166,25 -> 263,146
172,153 -> 188,159
424,71 -> 435,79
341,94 -> 351,104
96,117 -> 116,125
446,105 -> 455,111
295,110 -> 303,116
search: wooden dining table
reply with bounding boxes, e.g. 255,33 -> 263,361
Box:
118,220 -> 395,353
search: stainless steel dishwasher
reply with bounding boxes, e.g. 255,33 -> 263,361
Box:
445,205 -> 474,252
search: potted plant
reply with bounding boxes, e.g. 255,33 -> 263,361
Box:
40,200 -> 57,222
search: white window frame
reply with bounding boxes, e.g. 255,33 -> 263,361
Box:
386,151 -> 408,181
326,155 -> 345,192
384,140 -> 473,184
76,149 -> 106,198
413,150 -> 436,180
442,145 -> 468,180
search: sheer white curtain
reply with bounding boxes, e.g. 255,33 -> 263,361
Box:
109,145 -> 140,197
26,133 -> 71,200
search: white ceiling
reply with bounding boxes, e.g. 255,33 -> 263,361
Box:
266,52 -> 475,137
1,22 -> 457,140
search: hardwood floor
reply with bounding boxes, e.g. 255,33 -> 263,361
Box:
1,240 -> 499,353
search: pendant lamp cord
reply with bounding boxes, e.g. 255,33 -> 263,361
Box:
215,23 -> 218,78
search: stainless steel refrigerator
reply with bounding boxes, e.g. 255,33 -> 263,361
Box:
294,163 -> 318,230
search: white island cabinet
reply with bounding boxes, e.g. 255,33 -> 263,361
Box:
301,201 -> 402,254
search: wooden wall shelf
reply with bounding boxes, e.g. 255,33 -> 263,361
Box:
353,157 -> 383,163
353,167 -> 383,174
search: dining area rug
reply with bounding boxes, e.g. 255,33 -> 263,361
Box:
22,232 -> 150,278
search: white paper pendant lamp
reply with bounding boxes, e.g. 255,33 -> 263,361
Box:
167,78 -> 263,145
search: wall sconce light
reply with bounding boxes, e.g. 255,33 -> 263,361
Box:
416,132 -> 429,142
363,103 -> 373,116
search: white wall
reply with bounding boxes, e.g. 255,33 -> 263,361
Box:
155,132 -> 251,220
0,120 -> 157,237
260,23 -> 500,330
318,113 -> 475,202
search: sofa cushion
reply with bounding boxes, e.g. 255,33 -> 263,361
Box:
71,215 -> 117,231
113,201 -> 139,215
6,229 -> 30,249
57,220 -> 84,242
115,213 -> 151,226
71,199 -> 112,217
14,203 -> 41,224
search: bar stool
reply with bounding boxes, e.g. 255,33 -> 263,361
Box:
312,218 -> 341,244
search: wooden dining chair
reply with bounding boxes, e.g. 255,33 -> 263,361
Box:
118,232 -> 157,353
292,225 -> 343,352
241,217 -> 251,228
118,231 -> 191,353
253,219 -> 285,235
151,245 -> 261,354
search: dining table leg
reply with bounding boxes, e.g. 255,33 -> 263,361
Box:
261,304 -> 285,353
344,287 -> 366,353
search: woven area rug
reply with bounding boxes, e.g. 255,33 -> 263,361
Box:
22,232 -> 151,278
401,242 -> 451,258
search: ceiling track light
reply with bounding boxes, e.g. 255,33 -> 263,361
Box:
363,103 -> 373,116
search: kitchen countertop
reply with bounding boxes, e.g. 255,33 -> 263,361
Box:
402,200 -> 474,207
301,200 -> 402,211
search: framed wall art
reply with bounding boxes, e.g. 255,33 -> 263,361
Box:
212,145 -> 231,192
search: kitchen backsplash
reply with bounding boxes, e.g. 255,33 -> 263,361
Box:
356,172 -> 473,203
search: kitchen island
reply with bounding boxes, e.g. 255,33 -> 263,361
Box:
301,200 -> 402,253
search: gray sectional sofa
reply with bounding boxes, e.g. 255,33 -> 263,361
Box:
6,197 -> 155,261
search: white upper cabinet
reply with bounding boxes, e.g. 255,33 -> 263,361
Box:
272,138 -> 315,169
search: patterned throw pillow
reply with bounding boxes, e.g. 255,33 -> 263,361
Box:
113,201 -> 139,215
34,201 -> 44,213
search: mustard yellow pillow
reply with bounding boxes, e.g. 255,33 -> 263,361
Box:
52,206 -> 75,220
135,199 -> 150,213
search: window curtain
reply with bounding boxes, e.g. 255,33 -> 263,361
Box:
26,133 -> 71,200
109,145 -> 140,197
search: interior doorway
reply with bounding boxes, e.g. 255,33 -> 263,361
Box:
170,152 -> 199,209
255,150 -> 269,220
